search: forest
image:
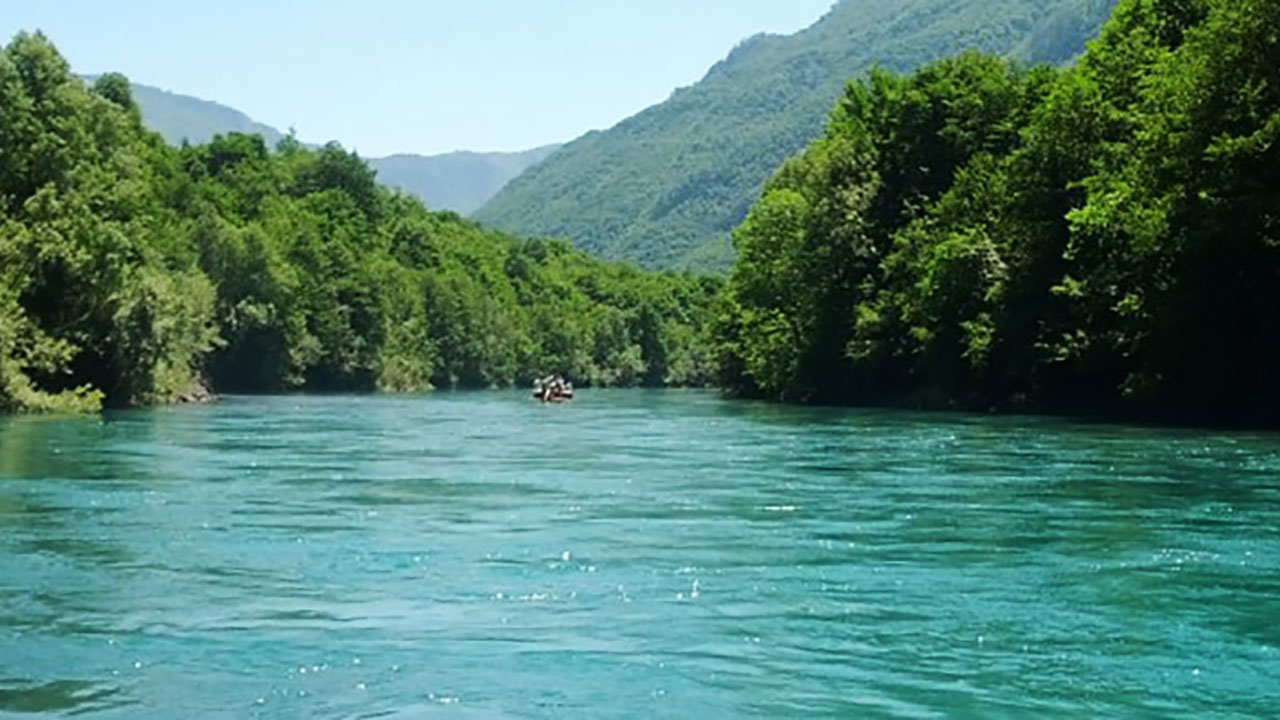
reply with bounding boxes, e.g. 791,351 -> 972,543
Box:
0,32 -> 719,413
717,0 -> 1280,425
5,0 -> 1278,428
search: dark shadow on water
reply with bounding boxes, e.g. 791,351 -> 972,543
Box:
0,404 -> 219,483
708,386 -> 1280,439
17,537 -> 133,566
0,679 -> 129,715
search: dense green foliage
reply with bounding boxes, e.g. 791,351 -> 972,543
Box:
0,33 -> 719,413
718,0 -> 1280,425
475,0 -> 1115,270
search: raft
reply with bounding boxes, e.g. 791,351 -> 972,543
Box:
533,387 -> 574,403
532,375 -> 574,402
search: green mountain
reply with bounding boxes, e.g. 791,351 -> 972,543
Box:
370,145 -> 560,215
108,79 -> 559,214
473,0 -> 1116,270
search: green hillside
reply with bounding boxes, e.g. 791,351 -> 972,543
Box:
474,0 -> 1116,270
370,145 -> 560,215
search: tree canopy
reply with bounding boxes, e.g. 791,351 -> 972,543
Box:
8,0 -> 1278,428
716,0 -> 1280,426
0,32 -> 720,413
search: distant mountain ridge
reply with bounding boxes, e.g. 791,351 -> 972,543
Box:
125,81 -> 288,147
474,0 -> 1117,270
107,78 -> 560,214
370,145 -> 560,215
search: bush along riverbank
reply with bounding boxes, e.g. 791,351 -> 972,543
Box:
0,32 -> 721,413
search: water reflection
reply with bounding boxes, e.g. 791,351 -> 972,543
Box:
0,679 -> 127,714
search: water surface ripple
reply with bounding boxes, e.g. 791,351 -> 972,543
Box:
2,391 -> 1278,717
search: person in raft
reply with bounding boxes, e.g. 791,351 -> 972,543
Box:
533,374 -> 574,402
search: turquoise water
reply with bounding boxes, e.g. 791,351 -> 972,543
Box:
1,390 -> 1279,718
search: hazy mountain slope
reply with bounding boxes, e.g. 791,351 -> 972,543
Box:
474,0 -> 1116,270
369,145 -> 560,215
124,81 -> 287,147
113,80 -> 557,214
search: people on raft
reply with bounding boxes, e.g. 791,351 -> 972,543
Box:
533,374 -> 574,402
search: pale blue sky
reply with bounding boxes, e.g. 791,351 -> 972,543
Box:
3,1 -> 834,156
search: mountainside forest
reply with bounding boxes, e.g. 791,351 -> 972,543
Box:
0,33 -> 718,413
475,0 -> 1117,270
110,80 -> 559,215
5,0 -> 1277,428
716,0 -> 1280,426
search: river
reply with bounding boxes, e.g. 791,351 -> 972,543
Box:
1,390 -> 1278,717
